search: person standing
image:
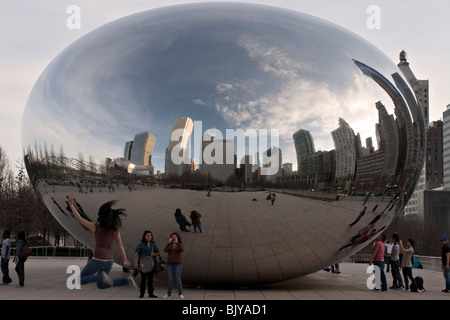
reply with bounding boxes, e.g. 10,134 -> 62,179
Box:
385,237 -> 393,273
68,196 -> 136,289
389,233 -> 404,289
14,231 -> 28,287
1,230 -> 12,285
190,210 -> 203,233
349,207 -> 367,227
163,232 -> 184,299
369,234 -> 387,291
399,238 -> 421,292
441,236 -> 450,293
134,230 -> 159,298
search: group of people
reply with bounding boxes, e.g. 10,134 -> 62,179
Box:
1,230 -> 27,287
369,232 -> 450,294
66,196 -> 186,299
174,208 -> 203,233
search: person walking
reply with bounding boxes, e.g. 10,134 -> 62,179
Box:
134,230 -> 159,298
190,210 -> 203,233
271,193 -> 276,205
163,232 -> 184,299
174,209 -> 190,232
441,236 -> 450,293
14,231 -> 28,287
399,238 -> 421,292
389,233 -> 404,289
1,230 -> 12,285
68,196 -> 136,289
369,234 -> 387,291
349,207 -> 367,227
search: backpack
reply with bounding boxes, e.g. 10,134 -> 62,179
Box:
410,276 -> 425,292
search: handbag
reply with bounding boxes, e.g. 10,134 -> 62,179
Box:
18,245 -> 32,260
155,254 -> 166,273
139,255 -> 154,274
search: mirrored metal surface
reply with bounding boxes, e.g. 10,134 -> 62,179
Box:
22,3 -> 424,286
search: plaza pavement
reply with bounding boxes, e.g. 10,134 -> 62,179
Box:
0,257 -> 448,301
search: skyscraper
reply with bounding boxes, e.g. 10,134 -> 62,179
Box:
398,51 -> 429,217
165,117 -> 194,176
331,118 -> 358,186
443,105 -> 450,189
129,131 -> 156,166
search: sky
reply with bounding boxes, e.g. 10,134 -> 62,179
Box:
1,0 -> 449,171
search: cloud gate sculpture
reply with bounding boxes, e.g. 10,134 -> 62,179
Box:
22,3 -> 424,286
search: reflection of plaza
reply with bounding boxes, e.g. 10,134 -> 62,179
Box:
38,179 -> 399,285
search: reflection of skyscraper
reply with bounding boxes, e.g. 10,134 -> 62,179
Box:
129,131 -> 156,166
331,118 -> 358,185
293,129 -> 315,173
201,137 -> 235,182
376,101 -> 399,179
262,146 -> 282,182
124,141 -> 133,160
166,117 -> 194,176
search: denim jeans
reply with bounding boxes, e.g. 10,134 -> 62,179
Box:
373,261 -> 387,291
443,266 -> 450,291
1,258 -> 12,284
81,258 -> 128,289
402,267 -> 417,290
166,263 -> 183,296
390,259 -> 403,287
193,223 -> 203,233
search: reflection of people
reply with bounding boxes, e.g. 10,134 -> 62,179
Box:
369,234 -> 387,291
349,207 -> 367,227
14,231 -> 27,287
1,230 -> 12,285
135,230 -> 159,298
207,188 -> 212,197
163,232 -> 184,299
441,236 -> 450,293
190,210 -> 203,233
400,238 -> 421,292
339,228 -> 377,251
271,193 -> 276,205
174,209 -> 190,232
68,196 -> 136,289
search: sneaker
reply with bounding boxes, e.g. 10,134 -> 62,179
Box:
442,289 -> 449,293
163,294 -> 171,298
128,276 -> 138,289
101,272 -> 114,286
149,294 -> 157,298
398,285 -> 405,289
179,294 -> 185,299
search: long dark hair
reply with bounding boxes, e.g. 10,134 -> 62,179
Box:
17,231 -> 27,246
141,230 -> 154,244
96,201 -> 126,231
171,232 -> 182,243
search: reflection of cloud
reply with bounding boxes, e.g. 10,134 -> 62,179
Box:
237,35 -> 313,78
216,83 -> 234,92
213,69 -> 384,154
192,98 -> 205,105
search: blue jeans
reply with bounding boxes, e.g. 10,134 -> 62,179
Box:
1,258 -> 12,284
81,258 -> 128,289
193,223 -> 203,233
373,261 -> 387,291
166,263 -> 183,296
443,266 -> 450,291
401,266 -> 417,290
